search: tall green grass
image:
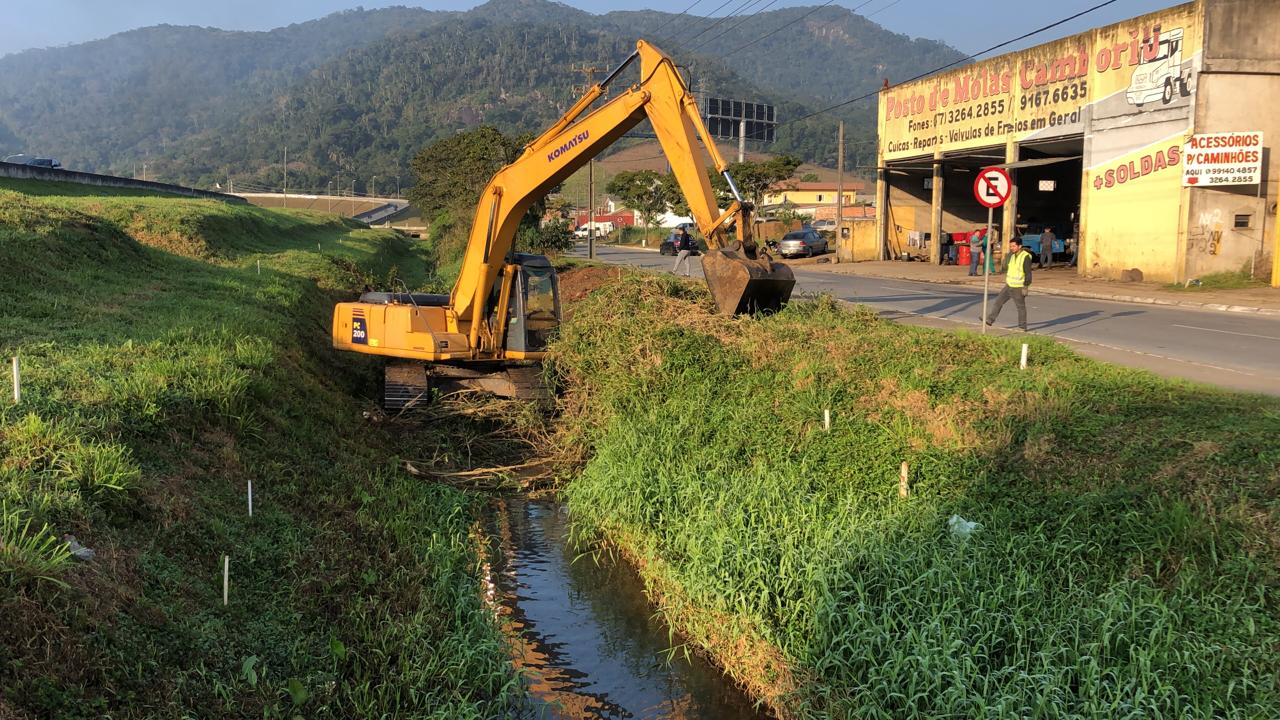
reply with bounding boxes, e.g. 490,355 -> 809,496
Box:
551,273 -> 1280,718
0,183 -> 518,717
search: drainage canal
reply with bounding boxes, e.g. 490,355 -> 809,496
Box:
489,496 -> 771,719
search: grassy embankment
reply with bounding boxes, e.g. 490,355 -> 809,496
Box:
0,180 -> 520,718
551,272 -> 1280,718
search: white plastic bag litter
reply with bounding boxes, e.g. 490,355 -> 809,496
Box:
947,514 -> 981,540
62,534 -> 96,561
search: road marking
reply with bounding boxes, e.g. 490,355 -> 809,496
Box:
879,285 -> 934,295
877,305 -> 1261,377
1172,324 -> 1280,342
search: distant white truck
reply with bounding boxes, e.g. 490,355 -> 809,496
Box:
573,221 -> 615,238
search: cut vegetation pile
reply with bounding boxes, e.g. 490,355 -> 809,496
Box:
550,271 -> 1280,718
0,181 -> 518,718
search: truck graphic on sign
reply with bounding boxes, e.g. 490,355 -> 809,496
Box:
1126,27 -> 1191,107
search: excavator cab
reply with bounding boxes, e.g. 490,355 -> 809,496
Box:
501,254 -> 561,355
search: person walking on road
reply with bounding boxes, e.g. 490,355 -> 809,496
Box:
1039,226 -> 1056,268
671,227 -> 694,276
985,237 -> 1034,331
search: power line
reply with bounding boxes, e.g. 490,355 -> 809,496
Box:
687,0 -> 768,44
670,0 -> 738,41
721,0 -> 880,58
865,0 -> 905,19
651,0 -> 707,38
740,0 -> 1121,140
701,0 -> 781,46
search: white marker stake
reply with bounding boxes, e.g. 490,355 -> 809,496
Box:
10,357 -> 18,405
317,242 -> 321,252
222,555 -> 229,606
1020,343 -> 1029,369
247,479 -> 253,517
823,409 -> 831,431
899,461 -> 909,498
257,259 -> 261,275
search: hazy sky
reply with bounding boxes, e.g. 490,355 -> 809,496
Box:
2,0 -> 1176,58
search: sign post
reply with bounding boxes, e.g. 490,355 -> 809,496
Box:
1273,200 -> 1280,289
974,166 -> 1012,334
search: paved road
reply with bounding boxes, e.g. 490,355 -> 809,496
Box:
570,244 -> 1280,396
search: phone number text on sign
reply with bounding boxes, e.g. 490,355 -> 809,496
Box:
1182,131 -> 1263,187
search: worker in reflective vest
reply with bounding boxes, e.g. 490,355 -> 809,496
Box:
985,237 -> 1034,331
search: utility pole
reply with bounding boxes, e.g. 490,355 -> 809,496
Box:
588,160 -> 596,258
395,175 -> 401,199
282,147 -> 287,209
738,117 -> 747,163
142,162 -> 148,182
371,175 -> 378,199
836,120 -> 845,261
327,182 -> 332,212
573,63 -> 606,259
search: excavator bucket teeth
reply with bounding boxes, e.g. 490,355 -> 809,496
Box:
701,247 -> 796,315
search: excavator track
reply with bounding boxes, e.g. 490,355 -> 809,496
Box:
383,362 -> 549,410
384,363 -> 431,411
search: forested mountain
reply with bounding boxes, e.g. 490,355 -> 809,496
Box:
0,0 -> 964,190
175,19 -> 828,193
609,5 -> 962,104
0,7 -> 447,171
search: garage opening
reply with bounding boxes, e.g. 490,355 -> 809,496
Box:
1004,136 -> 1083,266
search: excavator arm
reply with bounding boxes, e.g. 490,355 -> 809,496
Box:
449,39 -> 794,334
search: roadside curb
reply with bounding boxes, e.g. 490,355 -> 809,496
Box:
824,269 -> 1280,317
600,244 -> 660,253
1031,287 -> 1280,316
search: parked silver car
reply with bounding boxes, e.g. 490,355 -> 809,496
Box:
775,229 -> 828,258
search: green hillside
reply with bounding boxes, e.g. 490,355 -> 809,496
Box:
0,8 -> 448,172
0,0 -> 963,188
0,181 -> 518,717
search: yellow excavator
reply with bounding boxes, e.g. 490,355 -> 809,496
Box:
332,40 -> 795,408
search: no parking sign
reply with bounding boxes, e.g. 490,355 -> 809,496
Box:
974,167 -> 1012,209
973,166 -> 1010,334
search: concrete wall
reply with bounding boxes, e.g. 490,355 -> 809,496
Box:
841,218 -> 880,262
1185,0 -> 1280,281
0,162 -> 244,203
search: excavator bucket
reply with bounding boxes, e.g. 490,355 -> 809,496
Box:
701,244 -> 796,315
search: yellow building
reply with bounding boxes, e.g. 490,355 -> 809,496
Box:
763,181 -> 860,208
875,0 -> 1280,284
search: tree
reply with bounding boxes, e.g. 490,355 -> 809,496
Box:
517,221 -> 575,257
801,172 -> 820,182
606,170 -> 674,247
725,155 -> 803,207
407,126 -> 523,218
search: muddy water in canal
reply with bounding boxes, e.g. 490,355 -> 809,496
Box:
488,497 -> 771,719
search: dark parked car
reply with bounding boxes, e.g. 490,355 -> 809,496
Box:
658,226 -> 701,256
775,229 -> 828,258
